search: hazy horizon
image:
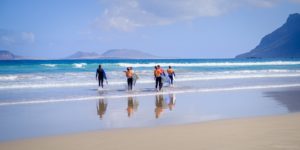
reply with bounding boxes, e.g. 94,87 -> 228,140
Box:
1,0 -> 300,59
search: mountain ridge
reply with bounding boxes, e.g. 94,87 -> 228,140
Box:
236,13 -> 300,58
0,50 -> 22,60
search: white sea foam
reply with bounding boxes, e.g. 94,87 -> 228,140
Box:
1,83 -> 300,106
222,69 -> 300,74
73,63 -> 87,68
41,64 -> 57,67
176,73 -> 300,81
0,74 -> 47,81
1,72 -> 300,89
0,82 -> 96,89
0,75 -> 18,81
117,61 -> 300,67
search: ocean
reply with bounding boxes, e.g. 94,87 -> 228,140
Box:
0,58 -> 300,105
1,58 -> 300,141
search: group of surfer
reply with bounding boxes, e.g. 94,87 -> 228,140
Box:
96,64 -> 176,91
154,65 -> 176,91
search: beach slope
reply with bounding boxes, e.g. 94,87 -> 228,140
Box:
1,113 -> 300,150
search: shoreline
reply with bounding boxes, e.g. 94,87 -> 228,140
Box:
1,113 -> 300,150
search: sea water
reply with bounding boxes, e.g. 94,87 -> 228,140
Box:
0,58 -> 300,104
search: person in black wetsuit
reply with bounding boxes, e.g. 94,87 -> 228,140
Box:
154,65 -> 165,91
96,65 -> 107,88
124,67 -> 134,91
167,66 -> 176,86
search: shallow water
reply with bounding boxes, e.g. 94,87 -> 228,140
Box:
0,87 -> 300,141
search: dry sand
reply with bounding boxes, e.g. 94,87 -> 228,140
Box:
1,113 -> 300,150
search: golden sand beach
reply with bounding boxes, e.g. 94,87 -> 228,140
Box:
1,113 -> 299,150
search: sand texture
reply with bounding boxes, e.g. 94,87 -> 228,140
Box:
1,113 -> 300,150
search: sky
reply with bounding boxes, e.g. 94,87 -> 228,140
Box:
0,0 -> 300,59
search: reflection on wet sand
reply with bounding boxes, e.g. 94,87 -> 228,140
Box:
264,88 -> 300,112
167,94 -> 176,111
96,93 -> 176,120
155,94 -> 176,118
127,96 -> 139,117
97,99 -> 107,119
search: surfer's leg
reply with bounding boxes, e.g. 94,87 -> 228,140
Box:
129,78 -> 133,90
159,77 -> 163,91
128,78 -> 133,90
169,75 -> 173,85
155,77 -> 159,89
100,78 -> 104,88
127,78 -> 130,90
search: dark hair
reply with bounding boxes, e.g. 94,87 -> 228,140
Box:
99,65 -> 102,68
169,66 -> 171,68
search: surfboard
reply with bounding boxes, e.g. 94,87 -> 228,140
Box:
133,73 -> 139,86
162,75 -> 170,84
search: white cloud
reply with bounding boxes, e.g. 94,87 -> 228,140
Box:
0,30 -> 35,47
94,0 -> 296,31
21,32 -> 35,43
289,0 -> 300,3
0,36 -> 16,45
246,0 -> 279,7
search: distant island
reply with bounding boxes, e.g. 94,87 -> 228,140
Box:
0,49 -> 158,60
65,49 -> 158,59
236,13 -> 300,58
65,51 -> 101,59
0,50 -> 22,60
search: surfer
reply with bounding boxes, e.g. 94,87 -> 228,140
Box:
124,67 -> 134,91
154,65 -> 164,91
167,66 -> 176,86
158,65 -> 165,89
96,65 -> 107,88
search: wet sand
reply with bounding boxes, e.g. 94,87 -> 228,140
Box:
1,113 -> 300,150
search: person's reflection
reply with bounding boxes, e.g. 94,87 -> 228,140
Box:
168,93 -> 176,111
155,93 -> 176,118
155,94 -> 167,118
127,96 -> 139,117
97,98 -> 107,119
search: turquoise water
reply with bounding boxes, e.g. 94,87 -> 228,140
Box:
1,58 -> 300,74
0,58 -> 300,103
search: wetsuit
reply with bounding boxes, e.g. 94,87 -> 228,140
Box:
96,68 -> 107,88
154,69 -> 163,91
167,69 -> 175,85
126,70 -> 133,91
128,78 -> 133,90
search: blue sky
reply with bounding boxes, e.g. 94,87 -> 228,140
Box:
1,0 -> 300,58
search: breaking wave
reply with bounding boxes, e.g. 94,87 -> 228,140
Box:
117,61 -> 300,67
